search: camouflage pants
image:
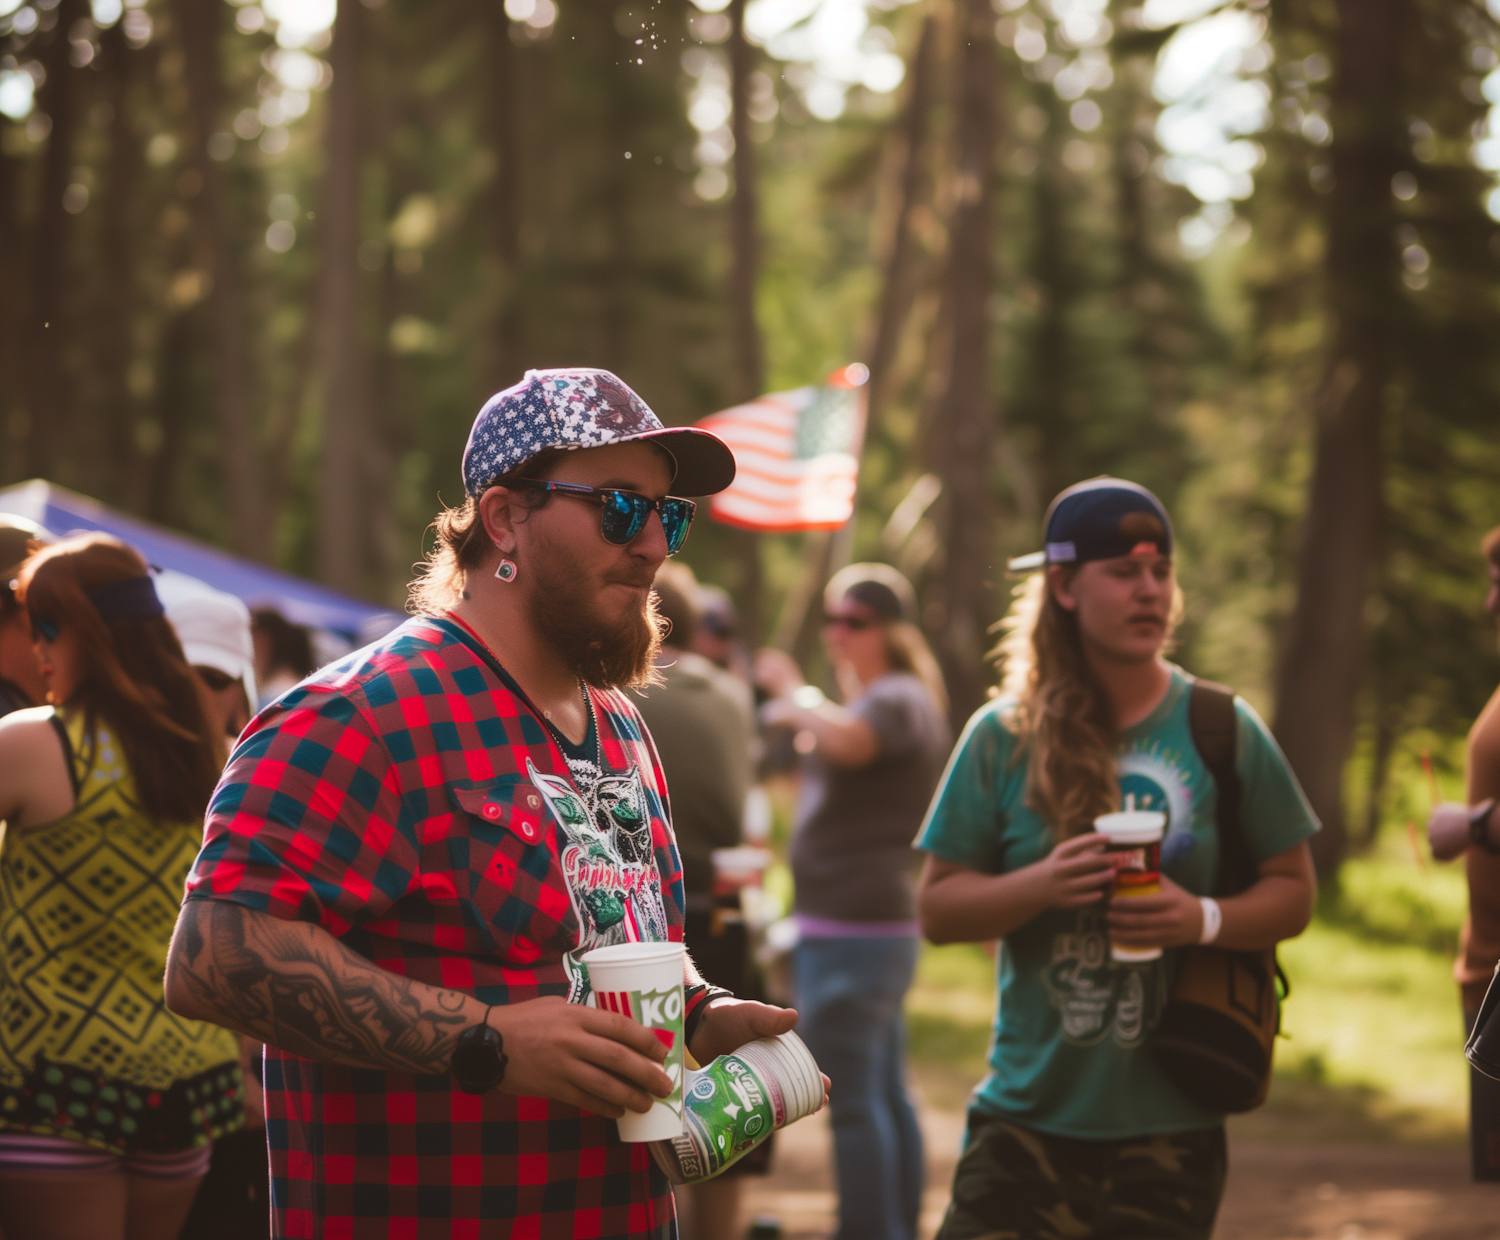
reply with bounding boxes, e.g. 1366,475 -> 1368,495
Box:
935,1112 -> 1227,1240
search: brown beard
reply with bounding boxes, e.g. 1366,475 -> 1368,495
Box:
524,542 -> 666,690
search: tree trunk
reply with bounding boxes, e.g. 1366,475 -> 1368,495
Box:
595,3 -> 634,373
315,0 -> 369,594
0,116 -> 19,478
96,18 -> 142,504
862,14 -> 936,447
23,0 -> 88,481
487,4 -> 522,390
1029,88 -> 1079,503
1271,0 -> 1403,877
727,0 -> 765,643
728,0 -> 762,400
172,0 -> 261,555
927,0 -> 1000,730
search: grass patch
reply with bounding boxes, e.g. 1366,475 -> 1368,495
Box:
903,828 -> 1473,1145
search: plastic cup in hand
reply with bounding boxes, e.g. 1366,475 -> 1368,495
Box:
1094,795 -> 1168,963
649,1031 -> 823,1184
581,941 -> 686,1141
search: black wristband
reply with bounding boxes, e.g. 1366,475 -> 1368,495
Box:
683,984 -> 736,1050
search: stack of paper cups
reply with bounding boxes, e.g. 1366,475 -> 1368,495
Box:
732,1032 -> 823,1126
649,1031 -> 823,1184
581,941 -> 686,1142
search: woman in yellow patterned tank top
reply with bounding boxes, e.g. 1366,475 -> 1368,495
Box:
0,534 -> 243,1240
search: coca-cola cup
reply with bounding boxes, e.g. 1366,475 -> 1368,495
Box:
1094,797 -> 1167,963
581,941 -> 686,1141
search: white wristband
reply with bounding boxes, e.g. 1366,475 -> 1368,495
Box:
1198,897 -> 1223,945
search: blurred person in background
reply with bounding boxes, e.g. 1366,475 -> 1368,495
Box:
0,534 -> 243,1240
0,515 -> 50,716
1427,524 -> 1500,1181
916,479 -> 1317,1240
632,561 -> 762,1240
691,583 -> 753,683
249,608 -> 315,709
755,562 -> 951,1240
160,572 -> 270,1240
158,571 -> 258,745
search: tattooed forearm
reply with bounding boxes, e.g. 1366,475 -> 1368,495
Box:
165,899 -> 480,1076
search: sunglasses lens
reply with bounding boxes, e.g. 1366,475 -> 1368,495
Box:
599,491 -> 649,545
661,499 -> 695,554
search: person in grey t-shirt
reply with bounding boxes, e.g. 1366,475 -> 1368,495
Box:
755,563 -> 951,1240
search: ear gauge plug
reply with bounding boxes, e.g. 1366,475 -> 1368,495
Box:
494,560 -> 518,583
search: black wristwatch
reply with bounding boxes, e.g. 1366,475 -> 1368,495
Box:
451,1011 -> 507,1095
1470,800 -> 1499,855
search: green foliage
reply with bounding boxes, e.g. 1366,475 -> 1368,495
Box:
4,0 -> 1500,845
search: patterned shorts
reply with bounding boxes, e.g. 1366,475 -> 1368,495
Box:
935,1111 -> 1227,1240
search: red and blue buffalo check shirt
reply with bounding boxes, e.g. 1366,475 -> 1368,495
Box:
184,616 -> 685,1239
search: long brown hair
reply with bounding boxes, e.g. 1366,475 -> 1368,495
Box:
18,534 -> 222,823
992,573 -> 1118,839
882,621 -> 949,719
993,570 -> 1184,839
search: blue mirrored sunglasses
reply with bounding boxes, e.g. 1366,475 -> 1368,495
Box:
506,480 -> 697,555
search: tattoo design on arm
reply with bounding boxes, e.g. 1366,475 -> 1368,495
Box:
170,899 -> 477,1076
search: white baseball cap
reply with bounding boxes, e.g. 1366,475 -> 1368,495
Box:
154,569 -> 257,708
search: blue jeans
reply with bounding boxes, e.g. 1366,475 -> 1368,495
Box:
794,935 -> 923,1240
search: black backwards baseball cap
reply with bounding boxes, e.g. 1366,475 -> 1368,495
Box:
1007,477 -> 1173,572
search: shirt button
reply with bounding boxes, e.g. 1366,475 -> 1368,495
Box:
527,795 -> 540,809
483,804 -> 500,820
522,823 -> 537,841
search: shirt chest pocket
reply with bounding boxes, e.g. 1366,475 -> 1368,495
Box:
444,781 -> 575,958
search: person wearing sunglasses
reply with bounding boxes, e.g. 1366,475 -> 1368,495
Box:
0,516 -> 50,717
754,563 -> 952,1240
166,368 -> 823,1240
0,535 -> 242,1240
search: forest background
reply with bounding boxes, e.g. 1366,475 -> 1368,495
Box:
3,0 -> 1500,877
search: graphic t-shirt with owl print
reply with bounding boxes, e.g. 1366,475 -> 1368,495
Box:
185,615 -> 683,1238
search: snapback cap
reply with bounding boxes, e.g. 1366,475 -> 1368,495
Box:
1008,477 -> 1173,572
462,368 -> 737,498
824,562 -> 918,624
155,569 -> 257,709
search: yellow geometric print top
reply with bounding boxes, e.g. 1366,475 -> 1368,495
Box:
0,710 -> 239,1092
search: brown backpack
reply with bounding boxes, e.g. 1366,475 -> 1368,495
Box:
1149,680 -> 1285,1113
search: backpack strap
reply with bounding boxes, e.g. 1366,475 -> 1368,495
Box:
1187,679 -> 1255,898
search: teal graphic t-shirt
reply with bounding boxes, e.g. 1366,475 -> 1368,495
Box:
915,667 -> 1319,1139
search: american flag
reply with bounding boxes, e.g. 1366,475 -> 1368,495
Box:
696,365 -> 868,532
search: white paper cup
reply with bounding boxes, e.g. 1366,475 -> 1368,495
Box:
1094,810 -> 1167,963
582,941 -> 686,1141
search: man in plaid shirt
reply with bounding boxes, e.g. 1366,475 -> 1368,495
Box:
165,370 -> 809,1239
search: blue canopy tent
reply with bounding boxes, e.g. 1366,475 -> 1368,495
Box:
0,479 -> 403,641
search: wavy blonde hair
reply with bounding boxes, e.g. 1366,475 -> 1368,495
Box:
992,570 -> 1183,840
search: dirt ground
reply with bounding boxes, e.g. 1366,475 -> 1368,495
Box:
738,1069 -> 1500,1240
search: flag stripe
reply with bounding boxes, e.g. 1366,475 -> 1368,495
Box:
696,376 -> 866,532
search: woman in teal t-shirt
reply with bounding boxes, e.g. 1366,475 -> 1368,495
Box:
915,478 -> 1318,1240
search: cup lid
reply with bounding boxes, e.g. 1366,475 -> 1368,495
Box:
1093,810 -> 1166,842
581,941 -> 685,966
